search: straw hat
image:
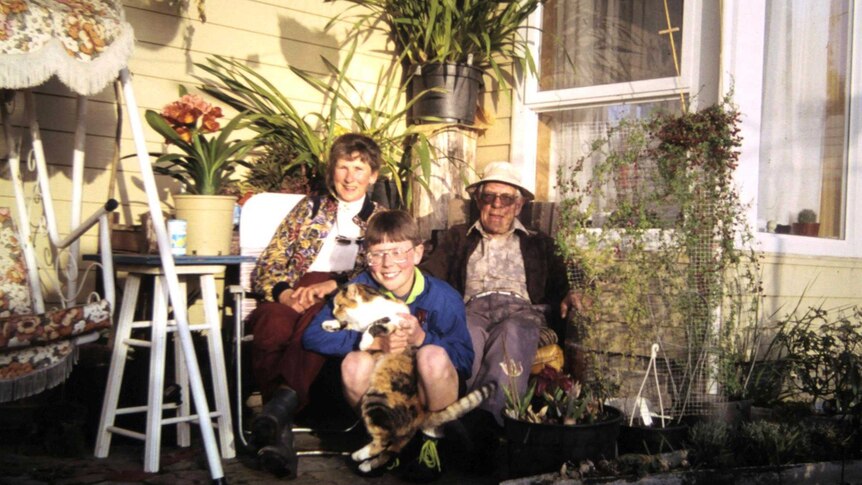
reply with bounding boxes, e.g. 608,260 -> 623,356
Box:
465,161 -> 535,201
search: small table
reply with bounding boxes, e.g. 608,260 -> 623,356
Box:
90,254 -> 253,472
84,254 -> 255,318
87,253 -> 255,266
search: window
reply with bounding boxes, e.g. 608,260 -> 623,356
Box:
757,1 -> 850,241
515,0 -> 862,257
539,0 -> 682,90
512,0 -> 705,201
725,0 -> 862,257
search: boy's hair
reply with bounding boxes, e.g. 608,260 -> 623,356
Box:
365,210 -> 422,247
326,133 -> 382,189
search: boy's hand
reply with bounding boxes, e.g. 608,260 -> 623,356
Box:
397,313 -> 425,347
382,329 -> 410,355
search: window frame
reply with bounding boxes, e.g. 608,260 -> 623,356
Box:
512,0 -> 706,200
512,0 -> 862,258
727,0 -> 862,258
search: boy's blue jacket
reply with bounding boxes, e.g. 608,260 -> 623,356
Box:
302,270 -> 474,381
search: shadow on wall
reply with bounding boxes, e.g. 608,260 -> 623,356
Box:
279,15 -> 342,76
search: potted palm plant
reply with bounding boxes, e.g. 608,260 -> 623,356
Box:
145,89 -> 255,255
196,41 -> 438,208
328,0 -> 542,125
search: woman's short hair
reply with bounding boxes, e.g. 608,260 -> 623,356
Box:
326,133 -> 382,190
365,210 -> 421,246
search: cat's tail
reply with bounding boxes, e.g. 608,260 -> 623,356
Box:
424,382 -> 498,430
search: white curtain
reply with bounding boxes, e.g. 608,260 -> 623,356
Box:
758,2 -> 832,228
537,0 -> 684,202
540,0 -> 681,90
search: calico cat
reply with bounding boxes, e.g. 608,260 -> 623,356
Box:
323,283 -> 496,473
321,283 -> 410,350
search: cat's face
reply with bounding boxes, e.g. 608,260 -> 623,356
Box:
332,283 -> 379,320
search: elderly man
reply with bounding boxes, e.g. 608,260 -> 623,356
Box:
421,161 -> 581,427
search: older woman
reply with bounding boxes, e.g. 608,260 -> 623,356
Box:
248,133 -> 384,477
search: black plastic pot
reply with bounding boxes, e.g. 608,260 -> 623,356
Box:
618,418 -> 689,455
370,179 -> 404,210
407,63 -> 483,125
504,406 -> 623,478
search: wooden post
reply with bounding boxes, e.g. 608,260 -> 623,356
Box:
411,124 -> 479,240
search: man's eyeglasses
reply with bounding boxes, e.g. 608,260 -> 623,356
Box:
367,245 -> 416,266
336,235 -> 364,246
476,192 -> 520,207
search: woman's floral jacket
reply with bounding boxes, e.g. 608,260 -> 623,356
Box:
251,193 -> 381,302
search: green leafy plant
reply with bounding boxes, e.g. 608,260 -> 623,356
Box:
328,0 -> 543,86
232,141 -> 312,197
736,420 -> 807,467
773,303 -> 862,416
196,41 -> 438,206
687,420 -> 735,469
502,362 -> 610,425
555,97 -> 764,421
145,88 -> 255,195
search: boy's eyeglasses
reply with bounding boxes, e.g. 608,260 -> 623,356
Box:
477,192 -> 520,207
336,235 -> 364,246
367,246 -> 416,266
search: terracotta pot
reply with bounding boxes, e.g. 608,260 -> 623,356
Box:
173,194 -> 236,256
791,222 -> 820,237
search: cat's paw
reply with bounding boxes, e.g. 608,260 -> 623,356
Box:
351,445 -> 372,462
358,332 -> 374,351
321,319 -> 341,332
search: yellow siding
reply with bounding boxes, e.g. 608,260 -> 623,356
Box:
3,0 -> 858,319
760,253 -> 862,316
0,0 -> 396,306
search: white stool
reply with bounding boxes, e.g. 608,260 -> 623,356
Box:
95,264 -> 235,472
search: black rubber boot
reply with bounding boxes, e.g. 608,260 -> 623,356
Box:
258,420 -> 298,479
249,387 -> 298,453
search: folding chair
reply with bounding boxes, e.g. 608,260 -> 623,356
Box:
229,192 -> 359,456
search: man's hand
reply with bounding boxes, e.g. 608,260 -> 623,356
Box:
560,290 -> 592,318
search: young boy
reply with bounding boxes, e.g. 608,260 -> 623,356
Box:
303,210 -> 473,482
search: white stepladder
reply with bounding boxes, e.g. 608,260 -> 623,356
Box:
90,68 -> 233,484
0,4 -> 231,482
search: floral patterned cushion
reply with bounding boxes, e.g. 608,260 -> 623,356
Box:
0,0 -> 134,95
0,208 -> 112,401
0,299 -> 111,350
0,340 -> 74,382
0,207 -> 31,318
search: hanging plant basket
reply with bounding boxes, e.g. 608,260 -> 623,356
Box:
407,63 -> 483,125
